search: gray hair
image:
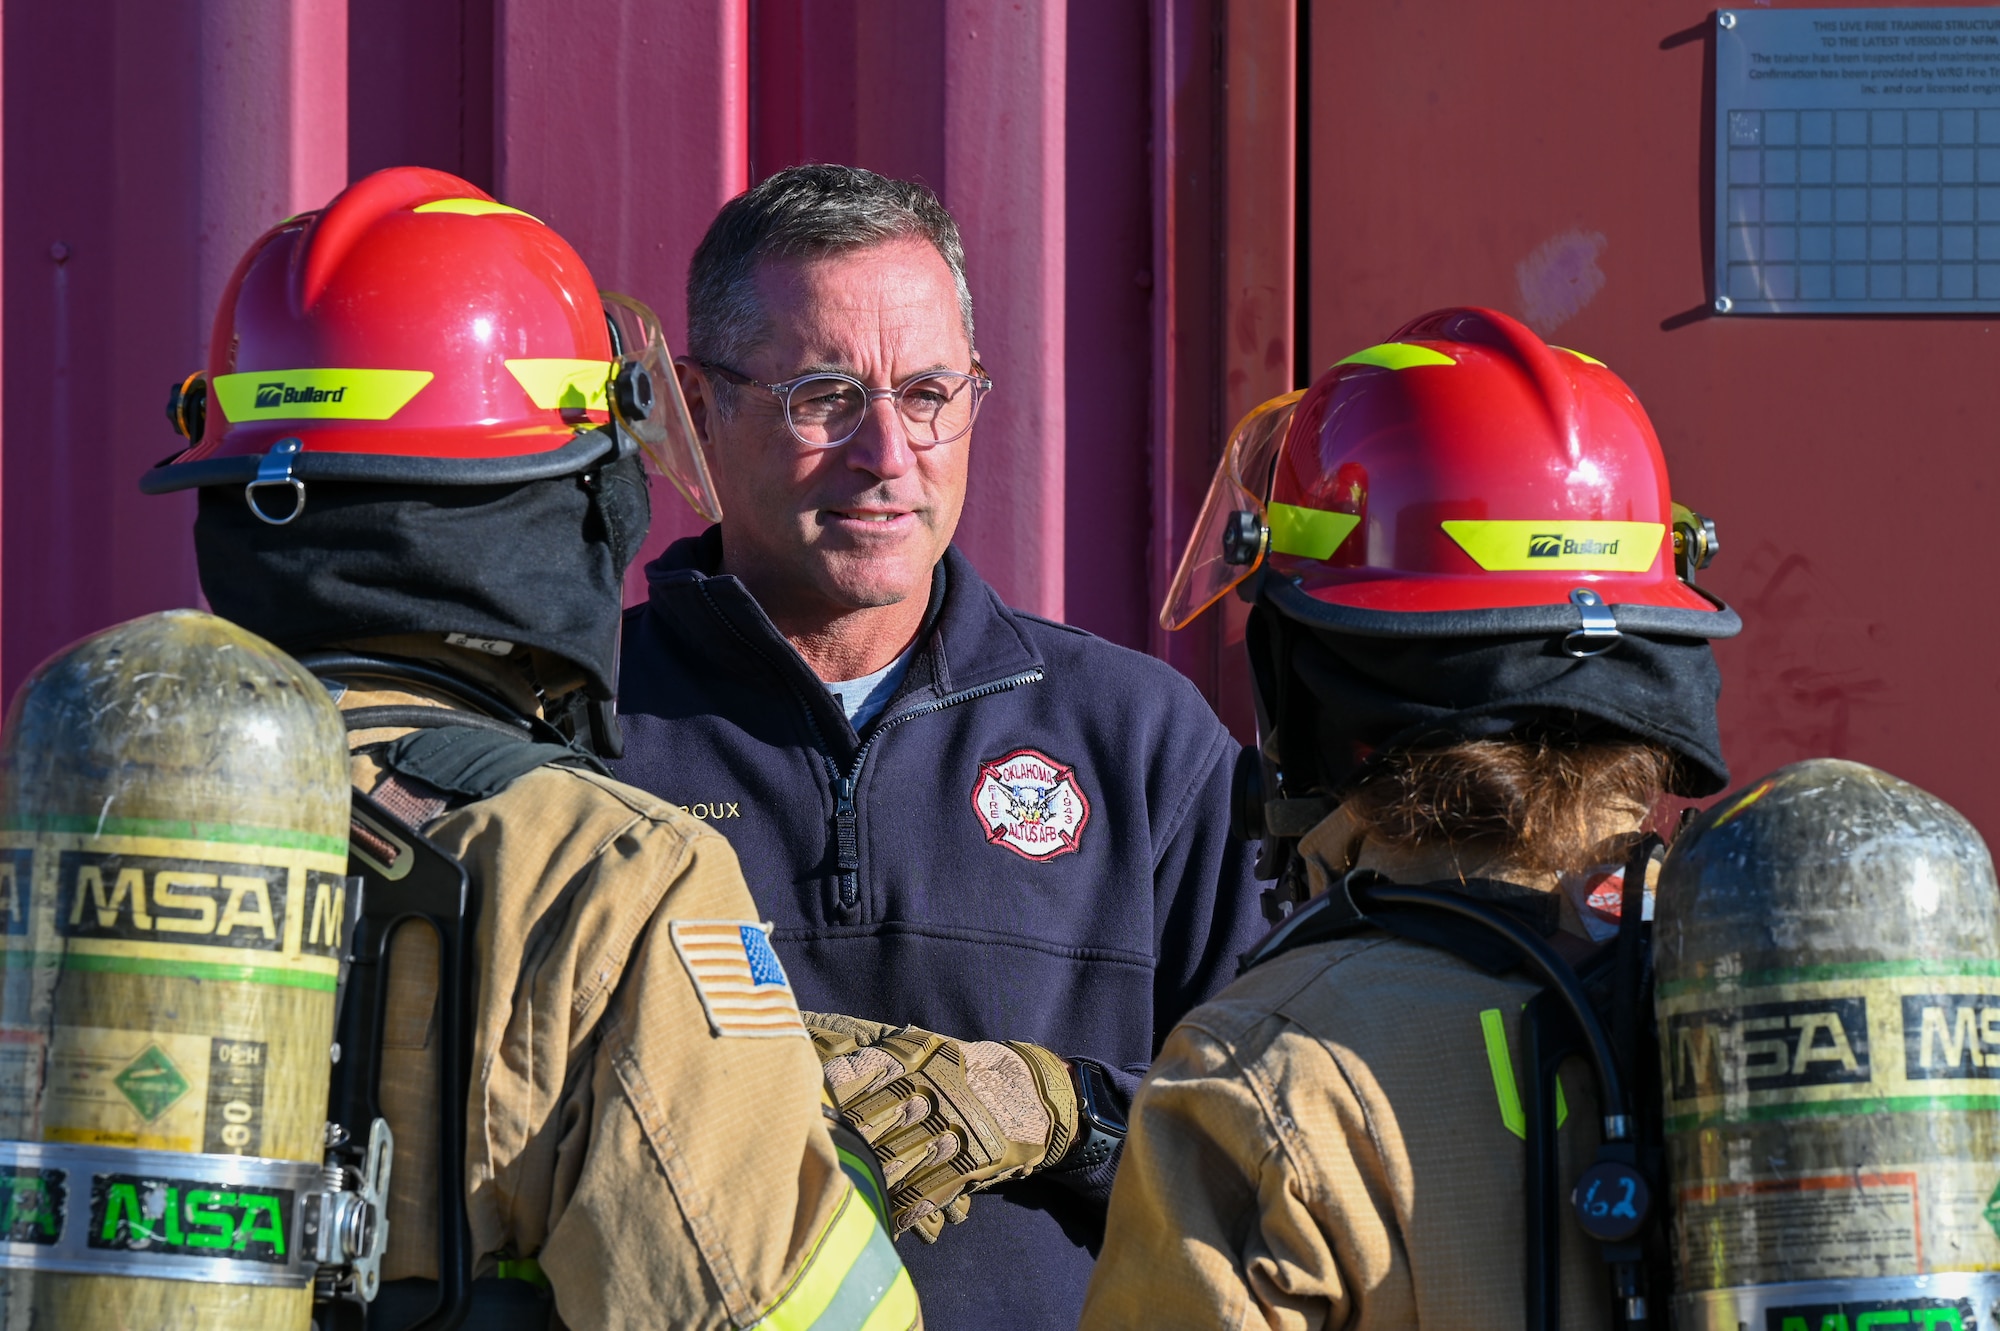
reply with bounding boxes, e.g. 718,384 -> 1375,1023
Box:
686,165 -> 976,412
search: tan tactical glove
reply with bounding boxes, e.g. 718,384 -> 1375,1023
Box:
804,1012 -> 1078,1243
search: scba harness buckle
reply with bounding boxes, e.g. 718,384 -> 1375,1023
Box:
312,1117 -> 394,1306
0,1129 -> 390,1294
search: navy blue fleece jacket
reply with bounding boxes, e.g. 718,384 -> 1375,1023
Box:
610,530 -> 1265,1329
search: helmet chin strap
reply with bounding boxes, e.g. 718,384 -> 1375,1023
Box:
1562,587 -> 1623,658
245,437 -> 307,525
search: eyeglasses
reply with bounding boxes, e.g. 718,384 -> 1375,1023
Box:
698,361 -> 993,449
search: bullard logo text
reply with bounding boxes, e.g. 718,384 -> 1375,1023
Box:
254,383 -> 346,409
1528,534 -> 1620,558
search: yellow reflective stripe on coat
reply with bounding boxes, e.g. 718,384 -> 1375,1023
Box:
754,1187 -> 919,1331
1480,1007 -> 1567,1140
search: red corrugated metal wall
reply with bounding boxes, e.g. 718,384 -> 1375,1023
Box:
1,0 -> 1175,692
1304,0 -> 2000,833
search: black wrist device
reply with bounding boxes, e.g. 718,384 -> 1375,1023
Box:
1054,1060 -> 1128,1172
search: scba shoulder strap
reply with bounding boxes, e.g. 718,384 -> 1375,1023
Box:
307,650 -> 610,826
1238,868 -> 1564,977
370,724 -> 596,803
302,649 -> 612,777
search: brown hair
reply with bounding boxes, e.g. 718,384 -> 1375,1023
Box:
1341,731 -> 1678,874
688,164 -> 975,382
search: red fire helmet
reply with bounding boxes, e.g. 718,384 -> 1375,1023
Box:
1162,307 -> 1738,650
143,165 -> 718,524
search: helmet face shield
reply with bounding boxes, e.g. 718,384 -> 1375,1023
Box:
601,292 -> 722,523
1159,390 -> 1304,631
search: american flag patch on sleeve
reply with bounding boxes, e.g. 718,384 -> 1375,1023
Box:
669,920 -> 807,1039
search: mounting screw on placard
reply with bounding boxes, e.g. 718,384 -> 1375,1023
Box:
1718,11 -> 1737,28
1713,296 -> 1734,314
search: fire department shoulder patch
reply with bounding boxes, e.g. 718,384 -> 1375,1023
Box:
971,748 -> 1092,861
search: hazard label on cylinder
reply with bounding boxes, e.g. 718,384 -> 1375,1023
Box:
39,1027 -> 268,1155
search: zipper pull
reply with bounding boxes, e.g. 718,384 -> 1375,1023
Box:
832,776 -> 859,873
831,776 -> 860,909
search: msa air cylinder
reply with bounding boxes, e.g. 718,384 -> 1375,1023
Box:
0,610 -> 350,1329
1657,759 -> 2000,1331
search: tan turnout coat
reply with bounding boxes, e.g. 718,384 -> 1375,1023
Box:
1081,818 -> 1609,1331
336,651 -> 914,1330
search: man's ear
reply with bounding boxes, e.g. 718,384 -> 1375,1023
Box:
674,357 -> 712,441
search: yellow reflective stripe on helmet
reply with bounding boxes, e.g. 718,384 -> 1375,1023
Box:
212,369 -> 435,421
1441,520 -> 1663,572
1267,502 -> 1360,561
413,197 -> 543,222
1333,342 -> 1456,371
504,359 -> 613,411
1552,345 -> 1606,367
1480,1008 -> 1567,1140
754,1187 -> 917,1331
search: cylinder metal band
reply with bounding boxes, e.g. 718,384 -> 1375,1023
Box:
1677,1273 -> 2000,1331
0,1140 -> 325,1287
